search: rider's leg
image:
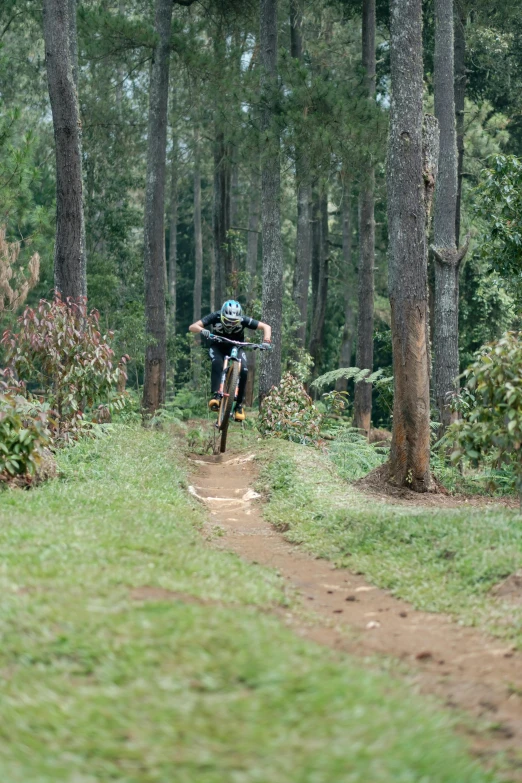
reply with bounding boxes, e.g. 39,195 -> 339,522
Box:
209,346 -> 225,409
235,351 -> 248,421
236,350 -> 248,405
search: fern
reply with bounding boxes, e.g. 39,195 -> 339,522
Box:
311,366 -> 386,391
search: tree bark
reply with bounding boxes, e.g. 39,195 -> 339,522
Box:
290,0 -> 312,349
336,184 -> 355,392
43,0 -> 86,300
246,166 -> 261,304
353,0 -> 376,435
192,125 -> 203,383
244,166 -> 261,407
258,0 -> 284,401
432,0 -> 468,431
210,242 -> 216,313
213,129 -> 231,306
309,190 -> 328,374
454,0 -> 466,246
387,0 -> 431,492
168,133 -> 178,336
142,0 -> 173,414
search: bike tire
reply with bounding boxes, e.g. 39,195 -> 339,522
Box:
218,360 -> 240,454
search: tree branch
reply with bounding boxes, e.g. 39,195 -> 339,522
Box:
430,233 -> 470,267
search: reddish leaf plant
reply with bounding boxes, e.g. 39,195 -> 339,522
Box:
2,295 -> 127,442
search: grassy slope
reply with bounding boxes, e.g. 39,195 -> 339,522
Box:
0,426 -> 497,782
260,441 -> 522,646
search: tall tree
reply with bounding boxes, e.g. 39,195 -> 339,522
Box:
43,0 -> 86,300
258,0 -> 284,400
192,124 -> 203,382
387,0 -> 431,491
142,0 -> 173,413
212,35 -> 231,306
168,132 -> 178,336
432,0 -> 468,431
290,0 -> 312,349
336,182 -> 355,392
309,189 -> 329,372
353,0 -> 376,435
454,0 -> 466,246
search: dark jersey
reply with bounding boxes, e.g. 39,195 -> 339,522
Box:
201,312 -> 260,343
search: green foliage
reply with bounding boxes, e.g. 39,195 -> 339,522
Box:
328,426 -> 387,481
311,366 -> 386,391
2,297 -> 127,442
259,372 -> 323,445
450,331 -> 522,496
475,155 -> 522,294
0,372 -> 49,480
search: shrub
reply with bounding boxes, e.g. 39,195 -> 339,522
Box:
259,373 -> 323,445
0,370 -> 50,480
2,296 -> 127,442
449,331 -> 522,499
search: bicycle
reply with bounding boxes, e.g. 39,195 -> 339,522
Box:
209,335 -> 271,454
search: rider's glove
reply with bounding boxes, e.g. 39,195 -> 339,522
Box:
200,328 -> 210,339
261,342 -> 272,350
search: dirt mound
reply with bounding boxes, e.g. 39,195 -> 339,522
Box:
492,572 -> 522,604
355,462 -> 450,505
355,462 -> 519,509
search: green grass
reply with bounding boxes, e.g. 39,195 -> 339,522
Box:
260,441 -> 522,646
0,426 -> 499,782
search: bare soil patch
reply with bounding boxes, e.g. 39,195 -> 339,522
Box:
190,450 -> 522,779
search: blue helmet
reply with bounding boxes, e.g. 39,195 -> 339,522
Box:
221,300 -> 243,327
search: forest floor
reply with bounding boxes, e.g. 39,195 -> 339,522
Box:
189,425 -> 522,782
0,423 -> 501,783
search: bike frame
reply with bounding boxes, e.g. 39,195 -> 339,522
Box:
218,346 -> 241,402
212,336 -> 269,405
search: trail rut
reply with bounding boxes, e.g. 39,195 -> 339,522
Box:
190,451 -> 522,779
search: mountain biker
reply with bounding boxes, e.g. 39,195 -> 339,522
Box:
189,300 -> 272,421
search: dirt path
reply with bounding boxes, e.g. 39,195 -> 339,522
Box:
190,451 -> 522,779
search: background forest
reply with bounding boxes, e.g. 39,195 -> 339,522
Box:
1,0 -> 522,442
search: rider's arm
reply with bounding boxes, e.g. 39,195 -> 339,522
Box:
256,321 -> 272,343
189,319 -> 205,334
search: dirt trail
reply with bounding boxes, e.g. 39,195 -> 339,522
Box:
190,451 -> 522,778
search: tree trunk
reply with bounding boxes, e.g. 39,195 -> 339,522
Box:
142,0 -> 172,414
432,0 -> 468,432
43,0 -> 86,301
309,190 -> 328,374
290,0 -> 312,349
387,0 -> 431,492
210,242 -> 216,312
258,0 -> 284,401
336,184 -> 355,392
454,0 -> 466,246
213,129 -> 231,306
192,126 -> 203,383
310,189 -> 321,330
244,166 -> 261,407
168,133 -> 178,335
246,166 -> 261,304
353,0 -> 376,436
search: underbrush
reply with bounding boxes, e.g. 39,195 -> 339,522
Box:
0,425 -> 497,783
259,440 -> 522,647
327,426 -> 387,480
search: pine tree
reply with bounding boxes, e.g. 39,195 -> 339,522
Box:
387,0 -> 431,491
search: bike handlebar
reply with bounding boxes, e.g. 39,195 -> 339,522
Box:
208,334 -> 272,350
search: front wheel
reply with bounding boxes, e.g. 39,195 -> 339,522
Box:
217,360 -> 240,454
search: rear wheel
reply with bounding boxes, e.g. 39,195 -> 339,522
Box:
218,360 -> 240,454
